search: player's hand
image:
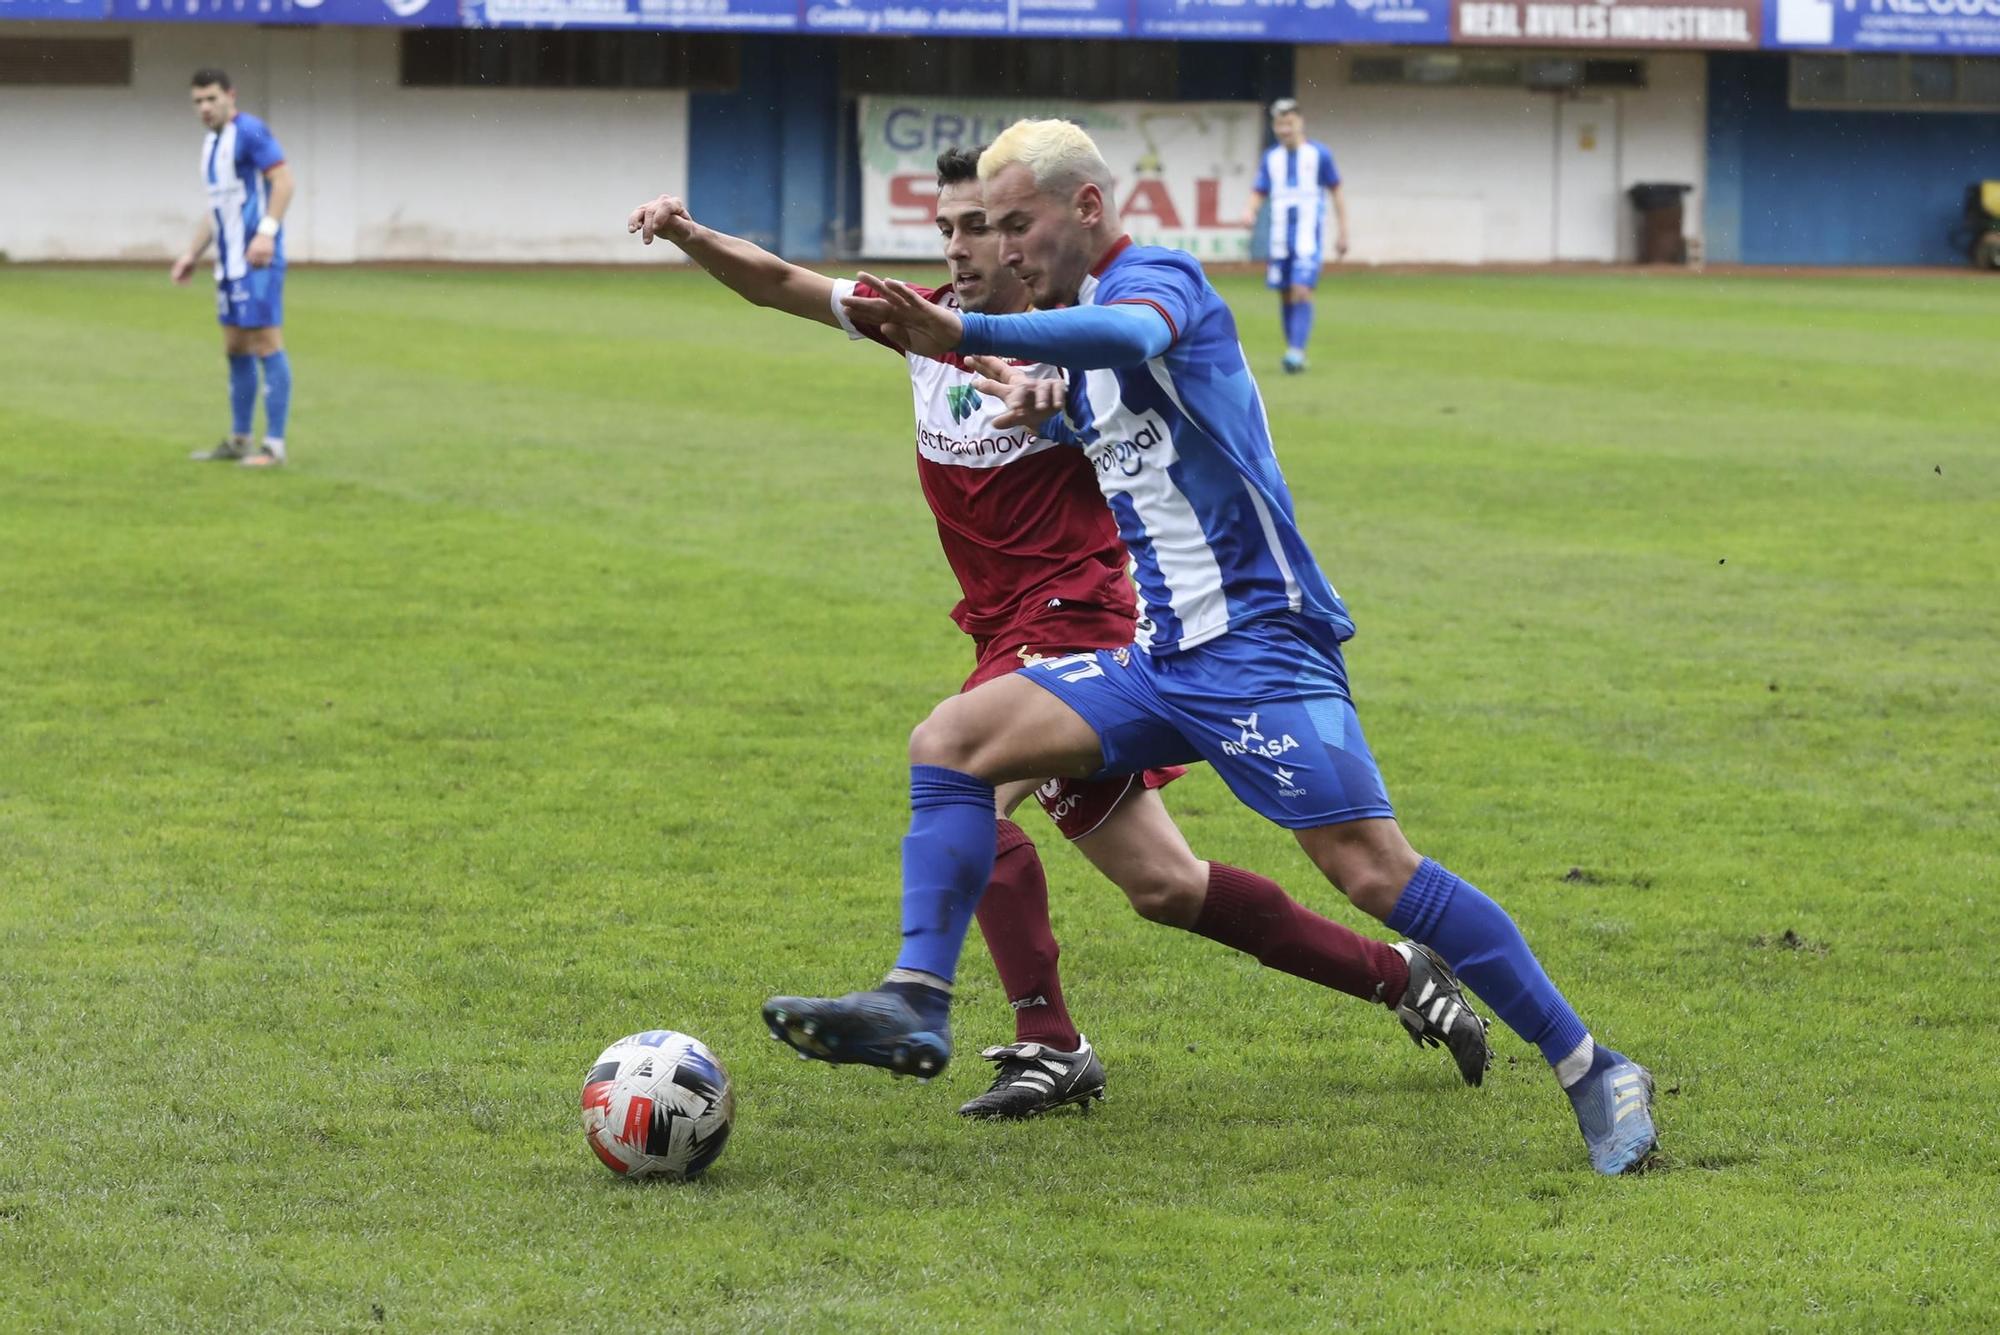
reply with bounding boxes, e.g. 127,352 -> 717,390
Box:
969,356 -> 1065,430
170,253 -> 195,285
1334,231 -> 1350,262
844,272 -> 962,358
628,195 -> 698,246
246,235 -> 275,268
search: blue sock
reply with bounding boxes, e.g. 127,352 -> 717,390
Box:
892,765 -> 997,986
259,351 -> 292,441
1293,299 -> 1316,352
1280,302 -> 1302,350
1387,858 -> 1590,1068
228,354 -> 257,436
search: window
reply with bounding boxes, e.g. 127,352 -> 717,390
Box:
1351,52 -> 1647,92
840,38 -> 1181,100
1790,55 -> 2000,111
0,37 -> 131,87
1962,59 -> 2000,106
399,30 -> 739,91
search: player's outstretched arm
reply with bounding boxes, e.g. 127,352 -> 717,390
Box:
627,194 -> 837,328
840,275 -> 1172,370
839,272 -> 962,356
958,303 -> 1172,371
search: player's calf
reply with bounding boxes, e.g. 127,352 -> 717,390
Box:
1295,818 -> 1422,920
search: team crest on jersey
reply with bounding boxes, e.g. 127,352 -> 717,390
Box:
1221,711 -> 1300,760
946,383 -> 982,425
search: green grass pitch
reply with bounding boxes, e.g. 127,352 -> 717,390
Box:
2,263 -> 1996,1329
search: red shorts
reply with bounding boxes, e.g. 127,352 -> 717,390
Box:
964,607 -> 1185,841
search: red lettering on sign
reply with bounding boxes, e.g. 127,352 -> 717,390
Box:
1121,180 -> 1183,230
890,175 -> 938,227
1196,179 -> 1240,229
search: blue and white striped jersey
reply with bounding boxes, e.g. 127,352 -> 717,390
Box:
1061,239 -> 1353,656
201,112 -> 286,282
1254,140 -> 1339,264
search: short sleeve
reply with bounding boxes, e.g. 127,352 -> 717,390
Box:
239,117 -> 286,174
1318,144 -> 1340,189
829,278 -> 907,356
1252,151 -> 1272,195
1098,256 -> 1206,349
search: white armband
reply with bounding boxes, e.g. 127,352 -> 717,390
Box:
256,216 -> 281,239
828,279 -> 866,341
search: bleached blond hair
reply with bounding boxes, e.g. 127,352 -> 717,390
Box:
978,119 -> 1114,195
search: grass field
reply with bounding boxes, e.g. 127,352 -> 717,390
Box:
2,262 -> 1997,1330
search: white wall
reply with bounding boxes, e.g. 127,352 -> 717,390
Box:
0,23 -> 689,262
1292,48 -> 1707,264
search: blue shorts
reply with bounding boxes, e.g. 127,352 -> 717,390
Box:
1018,613 -> 1395,830
1266,256 -> 1322,292
216,265 -> 284,329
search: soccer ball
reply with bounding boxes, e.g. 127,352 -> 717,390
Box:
580,1030 -> 735,1180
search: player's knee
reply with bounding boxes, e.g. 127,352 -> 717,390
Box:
1337,871 -> 1405,921
1120,863 -> 1205,927
1307,833 -> 1418,920
908,697 -> 978,770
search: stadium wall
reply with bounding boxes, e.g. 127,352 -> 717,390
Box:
1705,52 -> 2000,266
0,23 -> 690,263
1292,48 -> 1708,264
689,37 -> 845,259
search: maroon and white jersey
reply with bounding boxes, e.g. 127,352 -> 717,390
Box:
830,278 -> 1136,639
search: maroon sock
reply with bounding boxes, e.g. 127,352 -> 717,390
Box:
1192,863 -> 1409,1003
972,820 -> 1082,1050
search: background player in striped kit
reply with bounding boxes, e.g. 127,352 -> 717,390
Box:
172,69 -> 294,469
631,150 -> 1489,1118
1240,98 -> 1348,376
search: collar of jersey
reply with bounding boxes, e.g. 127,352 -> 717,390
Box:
1090,235 -> 1135,277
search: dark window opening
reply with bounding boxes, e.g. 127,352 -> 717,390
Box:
399,30 -> 739,91
0,37 -> 132,87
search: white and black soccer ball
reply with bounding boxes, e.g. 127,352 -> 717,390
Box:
580,1030 -> 735,1181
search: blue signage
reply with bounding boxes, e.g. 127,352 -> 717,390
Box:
0,0 -> 110,17
1767,0 -> 2000,50
797,0 -> 1132,35
464,0 -> 800,27
1011,0 -> 1130,33
1134,0 -> 1450,40
800,0 -> 1005,33
111,0 -> 452,22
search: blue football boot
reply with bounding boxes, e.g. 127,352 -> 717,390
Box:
1567,1052 -> 1658,1175
762,989 -> 951,1079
